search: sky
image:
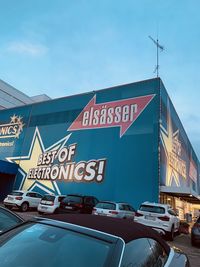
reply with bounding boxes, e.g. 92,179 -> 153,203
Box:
0,0 -> 200,156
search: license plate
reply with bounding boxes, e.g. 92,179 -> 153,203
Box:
145,215 -> 156,221
8,197 -> 13,200
41,206 -> 48,210
65,206 -> 73,210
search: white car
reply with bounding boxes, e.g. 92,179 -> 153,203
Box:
38,194 -> 66,214
134,201 -> 180,240
92,201 -> 136,219
3,190 -> 43,212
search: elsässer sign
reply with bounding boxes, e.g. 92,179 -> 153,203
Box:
68,94 -> 155,137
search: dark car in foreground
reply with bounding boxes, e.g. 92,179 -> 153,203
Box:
0,206 -> 24,233
59,194 -> 98,214
191,216 -> 200,246
0,214 -> 190,267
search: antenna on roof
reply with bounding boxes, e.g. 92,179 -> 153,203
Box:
148,35 -> 164,78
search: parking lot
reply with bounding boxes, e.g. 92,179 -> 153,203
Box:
168,234 -> 200,267
15,210 -> 200,267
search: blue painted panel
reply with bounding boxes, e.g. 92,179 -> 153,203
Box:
0,78 -> 160,208
0,160 -> 18,175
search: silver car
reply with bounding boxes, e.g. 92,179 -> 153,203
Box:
92,201 -> 135,219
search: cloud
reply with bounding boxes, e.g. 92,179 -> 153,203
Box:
6,41 -> 48,56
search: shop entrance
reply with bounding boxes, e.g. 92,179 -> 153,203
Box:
160,192 -> 200,221
0,173 -> 16,201
0,160 -> 18,202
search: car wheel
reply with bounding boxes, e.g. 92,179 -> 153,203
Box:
20,202 -> 29,212
168,225 -> 175,241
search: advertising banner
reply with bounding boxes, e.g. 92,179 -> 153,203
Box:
0,79 -> 160,208
160,83 -> 200,195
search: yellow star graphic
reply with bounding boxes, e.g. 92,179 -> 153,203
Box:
7,127 -> 71,194
10,114 -> 17,123
160,100 -> 181,187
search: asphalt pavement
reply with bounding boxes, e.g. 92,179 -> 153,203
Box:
168,234 -> 200,267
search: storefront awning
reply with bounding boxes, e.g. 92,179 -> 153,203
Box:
0,160 -> 18,175
162,192 -> 200,204
160,186 -> 200,204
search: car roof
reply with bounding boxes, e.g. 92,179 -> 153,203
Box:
43,194 -> 66,197
97,201 -> 130,205
141,202 -> 170,208
42,214 -> 170,253
66,194 -> 96,198
13,190 -> 38,193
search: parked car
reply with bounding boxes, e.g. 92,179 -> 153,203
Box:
135,201 -> 180,240
92,201 -> 136,219
0,214 -> 190,266
191,216 -> 200,246
37,194 -> 66,214
0,206 -> 24,233
3,190 -> 43,212
59,194 -> 98,214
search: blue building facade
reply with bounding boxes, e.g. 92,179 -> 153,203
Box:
0,78 -> 199,210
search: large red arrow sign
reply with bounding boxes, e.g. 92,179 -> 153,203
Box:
68,94 -> 155,137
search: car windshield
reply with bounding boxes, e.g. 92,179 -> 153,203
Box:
42,195 -> 55,201
0,208 -> 23,233
9,191 -> 23,196
96,202 -> 116,210
139,205 -> 165,214
63,195 -> 83,204
0,222 -> 113,267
